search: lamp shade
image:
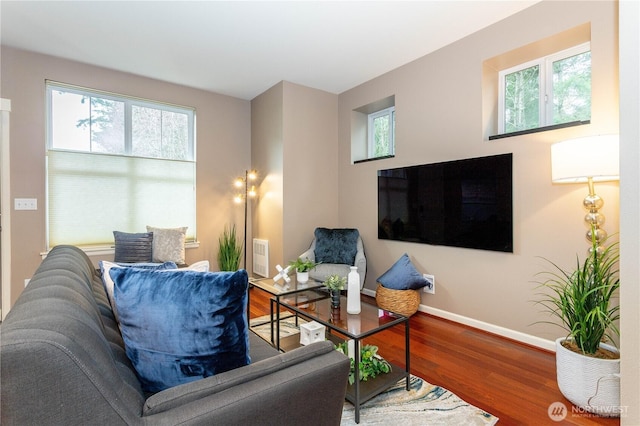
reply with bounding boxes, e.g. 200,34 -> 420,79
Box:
551,135 -> 620,183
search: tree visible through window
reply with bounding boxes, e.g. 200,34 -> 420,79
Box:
368,106 -> 395,158
499,43 -> 591,134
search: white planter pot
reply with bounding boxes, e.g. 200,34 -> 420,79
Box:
555,337 -> 621,417
296,271 -> 309,284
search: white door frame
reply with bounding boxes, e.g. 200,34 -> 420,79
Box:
1,98 -> 12,320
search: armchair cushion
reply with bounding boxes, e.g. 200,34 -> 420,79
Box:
110,267 -> 250,393
313,228 -> 359,265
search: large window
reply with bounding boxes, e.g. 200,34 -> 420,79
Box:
498,43 -> 591,134
46,82 -> 196,248
368,106 -> 395,158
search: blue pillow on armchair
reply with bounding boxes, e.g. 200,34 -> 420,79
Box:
110,267 -> 250,393
314,228 -> 360,265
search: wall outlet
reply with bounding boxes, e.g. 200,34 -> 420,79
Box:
24,278 -> 30,288
423,274 -> 435,294
15,198 -> 37,210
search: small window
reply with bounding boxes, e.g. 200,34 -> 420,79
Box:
498,43 -> 591,134
368,106 -> 395,158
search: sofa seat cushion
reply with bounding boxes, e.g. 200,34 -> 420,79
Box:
110,267 -> 250,393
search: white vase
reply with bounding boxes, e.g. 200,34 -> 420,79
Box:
347,266 -> 361,314
296,271 -> 309,284
555,337 -> 621,417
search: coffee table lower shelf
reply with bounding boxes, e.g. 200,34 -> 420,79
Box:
344,364 -> 408,406
278,333 -> 409,407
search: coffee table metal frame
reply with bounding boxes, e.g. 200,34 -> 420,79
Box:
278,290 -> 410,424
248,276 -> 324,351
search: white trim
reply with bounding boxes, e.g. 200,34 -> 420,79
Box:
40,240 -> 201,260
1,99 -> 11,320
363,286 -> 556,352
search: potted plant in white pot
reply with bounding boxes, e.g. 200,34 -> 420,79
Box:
288,257 -> 318,284
535,231 -> 621,417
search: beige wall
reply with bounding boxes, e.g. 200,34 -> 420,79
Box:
251,81 -> 338,273
337,0 -> 620,346
1,46 -> 251,306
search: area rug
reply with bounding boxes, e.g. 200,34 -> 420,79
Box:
250,315 -> 498,425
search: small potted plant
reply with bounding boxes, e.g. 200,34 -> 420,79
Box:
323,274 -> 346,307
335,342 -> 392,385
288,257 -> 318,284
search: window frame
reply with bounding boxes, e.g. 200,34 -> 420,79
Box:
45,81 -> 197,250
46,81 -> 195,160
497,42 -> 591,134
367,106 -> 396,158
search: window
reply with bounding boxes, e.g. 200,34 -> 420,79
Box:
46,81 -> 196,248
368,106 -> 395,158
498,43 -> 591,134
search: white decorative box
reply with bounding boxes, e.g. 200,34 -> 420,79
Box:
299,321 -> 326,345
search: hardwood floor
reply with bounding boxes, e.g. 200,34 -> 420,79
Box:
248,287 -> 620,425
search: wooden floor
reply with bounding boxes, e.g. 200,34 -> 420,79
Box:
249,287 -> 620,425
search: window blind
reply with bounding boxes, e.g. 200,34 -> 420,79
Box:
48,150 -> 196,247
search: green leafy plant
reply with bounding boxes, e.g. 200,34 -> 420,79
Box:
217,224 -> 243,271
535,230 -> 620,356
323,274 -> 346,291
288,257 -> 319,272
335,342 -> 392,385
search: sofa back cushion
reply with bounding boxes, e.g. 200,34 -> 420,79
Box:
110,268 -> 250,393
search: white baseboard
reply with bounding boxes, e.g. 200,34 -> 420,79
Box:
362,287 -> 556,352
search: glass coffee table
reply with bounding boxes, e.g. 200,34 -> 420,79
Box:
278,290 -> 410,424
248,275 -> 325,350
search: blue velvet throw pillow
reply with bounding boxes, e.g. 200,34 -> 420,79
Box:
313,228 -> 359,265
377,253 -> 428,290
110,267 -> 250,393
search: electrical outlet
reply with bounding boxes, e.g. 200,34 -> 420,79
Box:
24,278 -> 31,287
423,274 -> 435,294
15,198 -> 37,210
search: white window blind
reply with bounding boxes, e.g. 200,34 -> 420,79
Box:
47,150 -> 196,247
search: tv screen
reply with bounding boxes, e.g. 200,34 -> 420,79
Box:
378,153 -> 513,252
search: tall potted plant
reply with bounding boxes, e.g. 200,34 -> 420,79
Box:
217,225 -> 242,271
535,230 -> 621,417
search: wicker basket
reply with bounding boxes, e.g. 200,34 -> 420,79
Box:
375,283 -> 421,317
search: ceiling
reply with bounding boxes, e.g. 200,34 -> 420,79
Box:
1,1 -> 540,100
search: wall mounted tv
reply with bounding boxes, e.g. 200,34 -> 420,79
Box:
378,153 -> 513,252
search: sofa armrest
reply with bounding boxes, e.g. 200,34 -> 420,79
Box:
143,340 -> 349,425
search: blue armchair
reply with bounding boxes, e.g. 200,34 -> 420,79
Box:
299,228 -> 366,289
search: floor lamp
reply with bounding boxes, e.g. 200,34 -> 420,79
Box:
551,135 -> 620,253
234,170 -> 258,270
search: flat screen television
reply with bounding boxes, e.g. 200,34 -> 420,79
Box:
378,153 -> 513,252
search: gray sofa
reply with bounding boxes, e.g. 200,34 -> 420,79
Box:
1,245 -> 349,425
